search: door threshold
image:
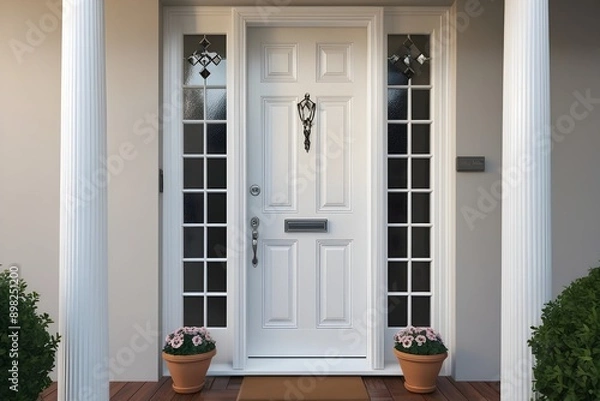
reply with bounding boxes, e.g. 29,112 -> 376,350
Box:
208,359 -> 408,376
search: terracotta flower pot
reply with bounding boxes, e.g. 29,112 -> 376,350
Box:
394,348 -> 447,394
162,349 -> 216,394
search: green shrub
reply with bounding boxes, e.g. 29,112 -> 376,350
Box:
0,269 -> 60,401
528,266 -> 600,401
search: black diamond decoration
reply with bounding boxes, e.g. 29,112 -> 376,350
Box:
199,37 -> 211,48
186,35 -> 223,81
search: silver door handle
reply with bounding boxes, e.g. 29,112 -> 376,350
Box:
250,217 -> 259,267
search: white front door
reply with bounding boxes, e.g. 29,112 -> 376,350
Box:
246,27 -> 369,358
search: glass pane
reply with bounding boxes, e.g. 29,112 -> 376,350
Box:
184,227 -> 204,258
412,227 -> 430,258
388,159 -> 407,189
207,193 -> 226,223
207,262 -> 227,292
412,89 -> 430,120
184,124 -> 204,154
388,89 -> 408,120
207,296 -> 227,327
387,34 -> 409,86
388,296 -> 408,327
183,262 -> 204,292
388,192 -> 407,223
412,159 -> 430,189
412,124 -> 430,154
412,193 -> 430,223
183,158 -> 204,189
183,296 -> 204,327
207,158 -> 226,189
388,124 -> 407,155
207,124 -> 226,154
183,89 -> 204,120
206,89 -> 227,120
207,227 -> 227,258
183,193 -> 204,223
409,35 -> 431,86
184,35 -> 227,87
412,262 -> 431,292
412,296 -> 431,326
388,59 -> 409,86
388,227 -> 407,258
388,262 -> 407,292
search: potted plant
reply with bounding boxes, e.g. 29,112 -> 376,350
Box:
0,269 -> 60,401
393,326 -> 448,393
162,326 -> 216,394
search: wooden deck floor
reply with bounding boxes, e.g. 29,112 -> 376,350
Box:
41,377 -> 500,401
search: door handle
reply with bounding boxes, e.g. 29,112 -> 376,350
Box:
250,217 -> 260,267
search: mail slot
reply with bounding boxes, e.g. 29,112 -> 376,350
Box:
284,219 -> 328,233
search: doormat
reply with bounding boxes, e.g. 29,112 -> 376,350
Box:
236,376 -> 369,401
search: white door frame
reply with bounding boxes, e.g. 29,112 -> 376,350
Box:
162,5 -> 455,375
232,7 -> 385,371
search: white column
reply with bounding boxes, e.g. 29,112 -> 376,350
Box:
501,1 -> 551,401
58,0 -> 109,400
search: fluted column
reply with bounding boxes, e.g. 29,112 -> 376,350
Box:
58,0 -> 108,400
501,1 -> 551,400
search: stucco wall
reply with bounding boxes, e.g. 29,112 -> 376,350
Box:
454,0 -> 503,381
549,0 -> 600,295
0,0 -> 160,381
453,0 -> 600,381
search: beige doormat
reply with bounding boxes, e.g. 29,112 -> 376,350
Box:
236,376 -> 369,401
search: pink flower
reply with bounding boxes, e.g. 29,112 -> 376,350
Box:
170,335 -> 183,349
415,335 -> 427,346
402,338 -> 413,348
192,335 -> 203,346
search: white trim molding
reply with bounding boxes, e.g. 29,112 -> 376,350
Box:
383,6 -> 456,376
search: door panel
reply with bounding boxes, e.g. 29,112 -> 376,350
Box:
247,27 -> 368,357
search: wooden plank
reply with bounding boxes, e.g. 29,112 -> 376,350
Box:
470,382 -> 500,401
110,382 -> 127,397
448,379 -> 487,401
147,377 -> 177,401
486,381 -> 501,394
190,389 -> 239,401
363,377 -> 393,399
111,382 -> 145,401
226,376 -> 243,390
435,377 -> 468,401
210,376 -> 230,390
130,377 -> 170,401
382,377 -> 427,401
204,376 -> 216,390
41,382 -> 58,398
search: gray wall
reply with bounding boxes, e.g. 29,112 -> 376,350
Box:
550,0 -> 600,296
454,0 -> 504,381
454,0 -> 600,381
